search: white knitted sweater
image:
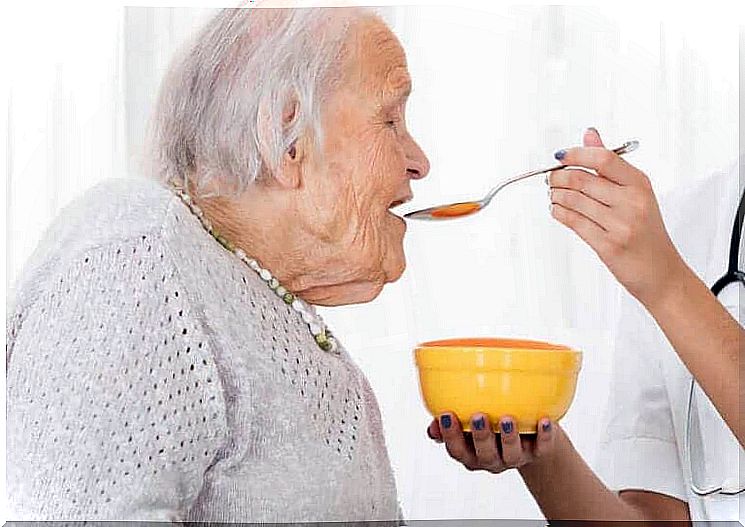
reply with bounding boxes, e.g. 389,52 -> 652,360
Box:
6,177 -> 402,523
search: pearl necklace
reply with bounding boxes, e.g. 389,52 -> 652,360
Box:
172,187 -> 339,354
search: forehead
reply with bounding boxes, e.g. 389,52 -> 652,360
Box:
342,16 -> 411,98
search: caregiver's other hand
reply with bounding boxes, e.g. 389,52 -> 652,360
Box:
426,413 -> 557,474
548,128 -> 686,307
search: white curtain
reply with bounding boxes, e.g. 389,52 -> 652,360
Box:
3,3 -> 740,520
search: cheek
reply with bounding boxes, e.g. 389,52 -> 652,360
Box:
314,109 -> 407,261
328,131 -> 402,217
360,132 -> 406,202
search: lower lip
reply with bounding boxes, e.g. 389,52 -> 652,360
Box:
387,210 -> 407,225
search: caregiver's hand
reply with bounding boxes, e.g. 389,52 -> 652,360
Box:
426,413 -> 557,473
548,128 -> 686,308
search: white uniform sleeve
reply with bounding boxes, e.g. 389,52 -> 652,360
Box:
594,292 -> 688,502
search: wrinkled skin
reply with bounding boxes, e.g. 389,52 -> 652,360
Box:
200,13 -> 430,306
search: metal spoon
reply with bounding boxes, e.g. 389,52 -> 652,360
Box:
404,140 -> 640,221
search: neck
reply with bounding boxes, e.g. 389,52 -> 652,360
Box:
195,188 -> 383,306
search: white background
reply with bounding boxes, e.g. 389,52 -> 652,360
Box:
2,0 -> 742,520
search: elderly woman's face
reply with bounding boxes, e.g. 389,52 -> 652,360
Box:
298,17 -> 430,303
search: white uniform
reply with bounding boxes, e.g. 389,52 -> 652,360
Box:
595,160 -> 744,523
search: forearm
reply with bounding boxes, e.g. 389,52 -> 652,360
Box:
518,430 -> 643,522
644,262 -> 743,446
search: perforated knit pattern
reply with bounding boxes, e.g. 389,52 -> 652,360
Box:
7,233 -> 227,521
255,290 -> 364,460
6,178 -> 401,523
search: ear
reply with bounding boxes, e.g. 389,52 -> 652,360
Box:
256,97 -> 305,190
274,100 -> 304,190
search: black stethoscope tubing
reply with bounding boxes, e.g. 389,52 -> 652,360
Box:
685,182 -> 745,497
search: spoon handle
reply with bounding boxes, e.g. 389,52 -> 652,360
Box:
483,140 -> 639,205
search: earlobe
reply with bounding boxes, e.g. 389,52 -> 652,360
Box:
274,139 -> 302,189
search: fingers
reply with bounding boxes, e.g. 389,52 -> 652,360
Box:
548,129 -> 657,259
433,414 -> 553,474
550,202 -> 610,254
548,168 -> 619,207
582,127 -> 604,147
554,146 -> 644,187
426,419 -> 443,443
438,413 -> 478,470
549,187 -> 612,230
533,418 -> 557,460
498,416 -> 526,468
470,414 -> 502,469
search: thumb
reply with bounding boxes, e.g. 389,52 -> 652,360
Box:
583,127 -> 605,147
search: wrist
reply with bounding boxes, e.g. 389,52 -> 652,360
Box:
635,247 -> 690,311
641,256 -> 694,315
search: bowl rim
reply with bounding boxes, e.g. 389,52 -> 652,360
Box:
414,337 -> 582,372
416,337 -> 577,352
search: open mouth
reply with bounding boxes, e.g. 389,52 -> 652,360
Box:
387,195 -> 413,217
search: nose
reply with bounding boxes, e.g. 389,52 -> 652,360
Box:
405,137 -> 430,180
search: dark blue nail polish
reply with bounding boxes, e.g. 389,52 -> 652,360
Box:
440,414 -> 452,429
542,421 -> 551,433
554,149 -> 566,161
474,417 -> 485,431
501,420 -> 513,434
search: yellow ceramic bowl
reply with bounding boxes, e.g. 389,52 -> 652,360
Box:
415,338 -> 582,433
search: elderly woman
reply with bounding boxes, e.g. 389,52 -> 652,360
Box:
6,7 -> 429,522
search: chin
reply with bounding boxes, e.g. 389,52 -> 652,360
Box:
383,216 -> 407,281
355,282 -> 387,304
384,247 -> 407,284
309,281 -> 386,306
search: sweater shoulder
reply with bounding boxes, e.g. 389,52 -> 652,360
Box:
9,177 -> 177,312
6,208 -> 229,519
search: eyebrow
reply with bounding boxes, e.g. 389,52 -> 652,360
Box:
383,82 -> 412,107
397,82 -> 412,100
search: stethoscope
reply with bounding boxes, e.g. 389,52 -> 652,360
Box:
683,183 -> 745,497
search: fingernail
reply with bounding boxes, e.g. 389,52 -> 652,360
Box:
473,416 -> 485,431
440,414 -> 452,429
554,149 -> 566,161
542,421 -> 551,433
586,127 -> 598,134
501,420 -> 513,434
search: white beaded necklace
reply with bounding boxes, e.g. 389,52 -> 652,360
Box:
173,187 -> 339,354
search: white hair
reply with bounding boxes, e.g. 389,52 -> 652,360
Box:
150,7 -> 373,196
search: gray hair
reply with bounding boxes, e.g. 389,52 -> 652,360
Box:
150,7 -> 372,196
